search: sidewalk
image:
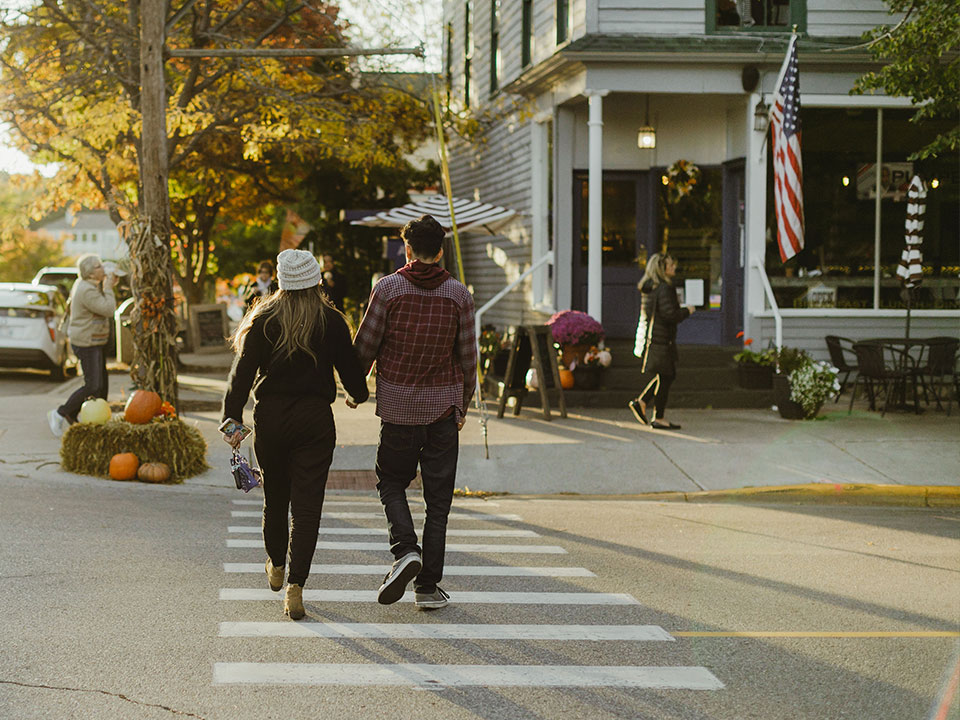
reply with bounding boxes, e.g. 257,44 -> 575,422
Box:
2,365 -> 957,503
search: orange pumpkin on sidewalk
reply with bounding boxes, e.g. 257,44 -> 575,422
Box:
558,368 -> 575,389
124,390 -> 162,424
109,453 -> 140,481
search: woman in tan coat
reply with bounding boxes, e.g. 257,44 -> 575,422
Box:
47,254 -> 116,437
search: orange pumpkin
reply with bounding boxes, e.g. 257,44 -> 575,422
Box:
124,390 -> 162,424
137,462 -> 171,484
109,452 -> 140,481
559,368 -> 575,389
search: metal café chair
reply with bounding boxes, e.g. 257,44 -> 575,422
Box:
914,337 -> 959,415
824,335 -> 858,400
849,342 -> 918,416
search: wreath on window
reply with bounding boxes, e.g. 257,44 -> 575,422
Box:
665,159 -> 701,204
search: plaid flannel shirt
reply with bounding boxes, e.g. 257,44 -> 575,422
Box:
354,271 -> 477,425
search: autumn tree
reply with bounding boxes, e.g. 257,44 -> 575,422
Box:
0,1 -> 431,399
855,0 -> 960,159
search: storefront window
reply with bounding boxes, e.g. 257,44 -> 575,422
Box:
579,179 -> 638,267
659,166 -> 723,309
765,107 -> 959,310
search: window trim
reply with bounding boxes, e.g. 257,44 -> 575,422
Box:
705,0 -> 807,35
556,0 -> 570,46
522,0 -> 534,68
464,0 -> 473,106
490,0 -> 501,95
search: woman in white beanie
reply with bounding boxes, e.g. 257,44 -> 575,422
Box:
222,249 -> 369,620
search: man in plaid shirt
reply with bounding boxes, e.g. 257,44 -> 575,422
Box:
351,214 -> 477,610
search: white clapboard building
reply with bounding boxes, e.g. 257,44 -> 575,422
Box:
38,209 -> 127,262
441,0 -> 959,355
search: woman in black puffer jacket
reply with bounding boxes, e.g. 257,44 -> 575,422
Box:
629,253 -> 695,430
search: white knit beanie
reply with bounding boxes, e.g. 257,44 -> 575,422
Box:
276,249 -> 321,291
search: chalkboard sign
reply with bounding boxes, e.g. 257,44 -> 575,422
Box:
188,304 -> 229,353
496,325 -> 566,421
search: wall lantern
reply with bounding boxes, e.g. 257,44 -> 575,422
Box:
754,96 -> 770,133
637,95 -> 656,149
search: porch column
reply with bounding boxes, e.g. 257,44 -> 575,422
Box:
585,89 -> 608,322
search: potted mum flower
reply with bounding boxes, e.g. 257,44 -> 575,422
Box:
546,310 -> 605,367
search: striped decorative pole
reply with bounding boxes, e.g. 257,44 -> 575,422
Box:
896,175 -> 927,339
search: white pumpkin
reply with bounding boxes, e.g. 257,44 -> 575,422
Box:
597,350 -> 613,368
525,368 -> 539,389
78,398 -> 111,425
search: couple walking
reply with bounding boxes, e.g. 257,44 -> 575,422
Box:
221,215 -> 477,620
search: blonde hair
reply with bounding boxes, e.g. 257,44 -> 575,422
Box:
639,253 -> 674,290
231,285 -> 337,364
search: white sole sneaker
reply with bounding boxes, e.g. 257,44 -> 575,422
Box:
47,409 -> 66,438
414,588 -> 450,610
377,552 -> 422,605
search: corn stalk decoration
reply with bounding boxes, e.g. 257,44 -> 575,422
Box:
123,217 -> 179,404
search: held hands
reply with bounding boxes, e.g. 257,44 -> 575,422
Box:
344,397 -> 358,409
685,305 -> 696,315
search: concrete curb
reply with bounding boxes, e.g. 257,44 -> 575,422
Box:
627,483 -> 960,507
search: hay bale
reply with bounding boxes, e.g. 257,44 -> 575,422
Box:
60,417 -> 208,482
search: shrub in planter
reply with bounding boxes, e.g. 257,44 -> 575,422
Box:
772,352 -> 841,420
733,333 -> 775,389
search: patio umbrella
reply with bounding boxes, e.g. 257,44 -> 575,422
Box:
896,175 -> 927,339
350,194 -> 517,234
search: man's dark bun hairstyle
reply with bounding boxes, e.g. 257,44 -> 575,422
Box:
401,214 -> 444,259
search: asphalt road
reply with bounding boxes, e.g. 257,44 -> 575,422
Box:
0,369 -> 69,397
1,470 -> 957,720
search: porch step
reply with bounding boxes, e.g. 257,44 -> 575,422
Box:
482,342 -> 772,409
491,387 -> 773,410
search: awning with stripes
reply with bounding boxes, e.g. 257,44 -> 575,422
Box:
351,195 -> 517,234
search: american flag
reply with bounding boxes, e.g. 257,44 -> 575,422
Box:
770,35 -> 804,262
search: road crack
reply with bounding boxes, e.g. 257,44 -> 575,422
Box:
0,679 -> 206,718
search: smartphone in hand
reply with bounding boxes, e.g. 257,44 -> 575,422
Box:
218,418 -> 252,442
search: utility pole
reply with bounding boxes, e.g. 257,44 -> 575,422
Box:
131,0 -> 178,403
132,2 -> 423,403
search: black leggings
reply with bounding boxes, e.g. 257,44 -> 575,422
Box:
636,344 -> 677,419
253,396 -> 336,587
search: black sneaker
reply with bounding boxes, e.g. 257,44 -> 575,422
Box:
414,586 -> 450,610
628,399 -> 649,425
377,551 -> 422,605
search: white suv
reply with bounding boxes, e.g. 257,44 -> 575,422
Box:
0,283 -> 73,380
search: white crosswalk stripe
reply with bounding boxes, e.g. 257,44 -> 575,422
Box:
226,539 -> 567,553
231,510 -> 522,520
221,589 -> 640,605
231,498 -> 500,507
213,663 -> 724,689
223,563 -> 596,577
214,498 -> 725,691
219,622 -> 673,640
227,525 -> 539,537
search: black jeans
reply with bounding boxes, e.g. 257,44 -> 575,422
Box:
253,396 -> 337,587
376,414 -> 459,594
58,344 -> 107,422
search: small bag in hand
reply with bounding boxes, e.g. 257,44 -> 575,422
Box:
230,449 -> 262,493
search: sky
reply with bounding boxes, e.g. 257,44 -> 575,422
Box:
0,0 -> 442,176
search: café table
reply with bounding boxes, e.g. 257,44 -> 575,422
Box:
860,337 -> 937,413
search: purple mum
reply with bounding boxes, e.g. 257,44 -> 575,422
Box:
546,310 -> 605,346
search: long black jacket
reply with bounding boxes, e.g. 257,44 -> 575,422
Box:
633,278 -> 691,363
